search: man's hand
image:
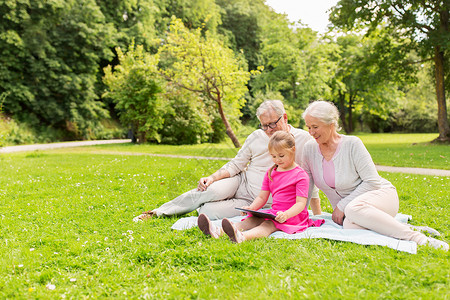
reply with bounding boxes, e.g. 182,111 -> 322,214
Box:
197,176 -> 214,191
332,207 -> 345,225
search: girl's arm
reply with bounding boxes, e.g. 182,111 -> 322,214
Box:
275,196 -> 307,223
242,190 -> 270,211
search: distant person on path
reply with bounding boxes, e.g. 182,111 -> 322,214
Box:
301,100 -> 448,250
134,100 -> 321,221
198,131 -> 325,243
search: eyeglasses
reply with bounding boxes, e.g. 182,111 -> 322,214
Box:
259,116 -> 282,131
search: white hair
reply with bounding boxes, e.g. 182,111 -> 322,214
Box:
302,101 -> 341,131
256,100 -> 286,119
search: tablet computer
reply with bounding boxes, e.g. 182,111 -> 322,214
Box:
235,208 -> 276,220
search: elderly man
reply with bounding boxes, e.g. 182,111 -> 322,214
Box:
134,100 -> 321,221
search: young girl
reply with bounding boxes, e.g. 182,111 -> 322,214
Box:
198,131 -> 324,243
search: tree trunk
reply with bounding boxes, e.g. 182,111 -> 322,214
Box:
433,12 -> 450,143
217,96 -> 241,148
348,95 -> 354,133
338,91 -> 349,133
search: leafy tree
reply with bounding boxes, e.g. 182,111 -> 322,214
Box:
330,0 -> 450,142
159,85 -> 214,144
95,0 -> 159,50
250,11 -> 333,122
216,0 -> 267,71
103,44 -> 164,143
392,62 -> 442,132
326,32 -> 412,133
154,0 -> 221,33
157,18 -> 251,148
0,0 -> 115,138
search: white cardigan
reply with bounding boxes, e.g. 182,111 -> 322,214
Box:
301,135 -> 394,211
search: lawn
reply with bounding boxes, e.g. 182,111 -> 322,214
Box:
0,151 -> 448,299
48,132 -> 449,170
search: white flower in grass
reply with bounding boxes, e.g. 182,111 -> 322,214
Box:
18,264 -> 24,268
29,248 -> 35,251
70,278 -> 76,282
46,284 -> 56,290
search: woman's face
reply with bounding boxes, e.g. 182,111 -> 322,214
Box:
304,115 -> 334,144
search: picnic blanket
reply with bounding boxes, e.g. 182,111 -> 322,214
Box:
171,211 -> 418,254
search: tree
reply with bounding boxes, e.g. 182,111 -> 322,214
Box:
95,0 -> 159,50
250,12 -> 333,124
157,18 -> 251,148
330,0 -> 450,142
216,0 -> 267,71
0,0 -> 115,138
103,43 -> 164,143
326,32 -> 412,133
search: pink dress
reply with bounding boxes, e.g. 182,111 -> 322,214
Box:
249,166 -> 324,234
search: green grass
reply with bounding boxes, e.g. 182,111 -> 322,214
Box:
0,152 -> 449,298
49,132 -> 449,169
357,133 -> 449,170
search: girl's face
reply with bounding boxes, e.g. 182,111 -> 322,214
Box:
269,147 -> 295,170
304,115 -> 334,144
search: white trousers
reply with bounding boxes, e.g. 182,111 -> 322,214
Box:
152,174 -> 254,220
343,187 -> 427,244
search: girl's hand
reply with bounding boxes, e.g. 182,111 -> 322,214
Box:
275,211 -> 288,223
240,206 -> 251,216
332,207 -> 345,225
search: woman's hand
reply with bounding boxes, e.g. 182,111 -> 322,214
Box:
197,176 -> 214,191
275,211 -> 288,223
332,207 -> 345,225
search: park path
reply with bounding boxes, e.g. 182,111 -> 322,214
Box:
1,139 -> 449,177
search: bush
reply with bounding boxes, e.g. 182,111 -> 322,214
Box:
159,90 -> 213,145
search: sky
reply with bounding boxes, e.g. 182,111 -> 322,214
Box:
265,0 -> 339,33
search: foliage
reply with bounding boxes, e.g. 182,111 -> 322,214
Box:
95,0 -> 159,50
325,31 -> 415,133
158,18 -> 251,147
159,86 -> 214,144
248,11 -> 335,121
216,0 -> 267,71
389,63 -> 441,133
330,0 -> 450,141
0,92 -> 6,147
0,0 -> 116,139
0,149 -> 448,298
155,0 -> 221,33
0,0 -> 447,144
103,43 -> 165,143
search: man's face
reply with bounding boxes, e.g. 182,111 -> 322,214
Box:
258,110 -> 288,137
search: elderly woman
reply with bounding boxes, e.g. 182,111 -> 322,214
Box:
301,100 -> 448,250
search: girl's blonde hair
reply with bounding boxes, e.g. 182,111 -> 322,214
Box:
268,131 -> 296,181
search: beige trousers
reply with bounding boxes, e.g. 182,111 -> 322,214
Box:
153,174 -> 254,220
343,187 -> 427,244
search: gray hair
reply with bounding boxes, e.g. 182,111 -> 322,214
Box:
256,100 -> 286,119
302,101 -> 341,130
